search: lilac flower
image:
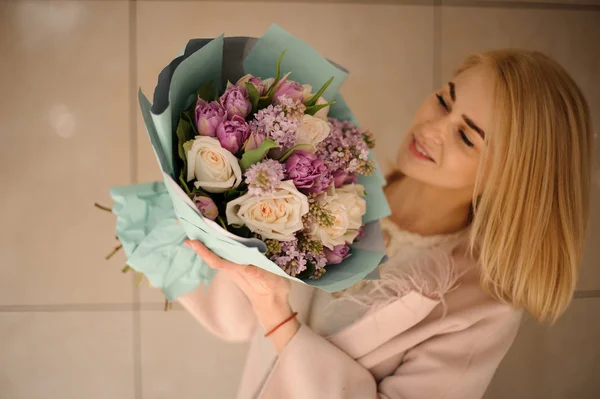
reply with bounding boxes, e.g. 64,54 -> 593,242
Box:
220,85 -> 251,119
285,150 -> 332,194
193,195 -> 219,220
316,118 -> 375,177
271,239 -> 308,277
273,76 -> 304,105
194,99 -> 226,137
216,115 -> 250,154
323,244 -> 351,265
244,159 -> 286,196
249,104 -> 300,149
332,170 -> 358,188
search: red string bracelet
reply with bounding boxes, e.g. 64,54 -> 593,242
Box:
264,312 -> 298,337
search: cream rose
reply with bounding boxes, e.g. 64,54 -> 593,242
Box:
185,136 -> 242,193
225,180 -> 309,241
309,184 -> 366,249
302,84 -> 330,121
295,114 -> 331,152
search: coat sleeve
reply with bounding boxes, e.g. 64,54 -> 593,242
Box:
177,270 -> 258,342
257,310 -> 522,399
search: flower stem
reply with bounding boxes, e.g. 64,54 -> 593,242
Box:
105,244 -> 123,260
217,215 -> 227,230
94,203 -> 112,212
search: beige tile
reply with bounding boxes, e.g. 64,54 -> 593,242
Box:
440,6 -> 600,290
485,298 -> 600,399
136,1 -> 434,182
140,310 -> 250,399
0,311 -> 135,399
0,1 -> 133,305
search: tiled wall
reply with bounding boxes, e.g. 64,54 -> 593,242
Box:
0,1 -> 598,398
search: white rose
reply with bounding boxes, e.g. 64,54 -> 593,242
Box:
295,114 -> 331,152
186,136 -> 242,193
309,184 -> 366,249
302,84 -> 330,121
225,180 -> 309,241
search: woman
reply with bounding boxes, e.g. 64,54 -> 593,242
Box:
179,49 -> 593,399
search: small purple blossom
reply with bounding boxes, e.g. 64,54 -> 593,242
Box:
244,159 -> 286,196
332,170 -> 358,188
194,99 -> 226,137
286,150 -> 332,194
249,104 -> 300,149
271,239 -> 308,277
193,195 -> 218,220
220,85 -> 251,119
323,244 -> 351,265
216,115 -> 250,154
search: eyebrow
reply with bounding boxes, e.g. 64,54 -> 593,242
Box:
463,115 -> 486,139
448,81 -> 486,140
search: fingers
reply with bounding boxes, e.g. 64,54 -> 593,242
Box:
184,239 -> 227,270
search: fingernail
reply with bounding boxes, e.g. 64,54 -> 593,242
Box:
184,239 -> 192,248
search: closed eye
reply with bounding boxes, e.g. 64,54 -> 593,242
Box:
436,93 -> 448,111
437,93 -> 474,148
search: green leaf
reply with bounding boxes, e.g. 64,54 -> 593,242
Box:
278,144 -> 314,162
179,170 -> 191,195
265,50 -> 287,98
182,108 -> 197,135
239,139 -> 279,171
176,117 -> 193,165
196,81 -> 213,102
304,101 -> 335,116
305,76 -> 334,106
217,215 -> 228,230
245,82 -> 260,114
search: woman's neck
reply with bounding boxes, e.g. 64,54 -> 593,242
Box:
384,175 -> 472,237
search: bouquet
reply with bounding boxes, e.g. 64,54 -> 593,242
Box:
106,25 -> 391,303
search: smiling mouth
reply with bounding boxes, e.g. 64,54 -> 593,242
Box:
411,135 -> 435,162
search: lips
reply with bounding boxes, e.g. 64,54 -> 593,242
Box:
412,135 -> 435,162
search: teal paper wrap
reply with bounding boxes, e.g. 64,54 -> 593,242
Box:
110,25 -> 391,301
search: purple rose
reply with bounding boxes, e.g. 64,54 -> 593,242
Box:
194,99 -> 226,137
236,74 -> 272,96
285,150 -> 332,194
273,76 -> 304,105
244,131 -> 264,153
220,85 -> 251,119
216,115 -> 250,154
324,244 -> 351,265
193,195 -> 218,220
332,170 -> 358,188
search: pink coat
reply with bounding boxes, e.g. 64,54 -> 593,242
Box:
179,239 -> 522,399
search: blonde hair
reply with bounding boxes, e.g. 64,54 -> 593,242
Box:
456,50 -> 594,323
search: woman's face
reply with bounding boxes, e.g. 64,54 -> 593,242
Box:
396,65 -> 494,193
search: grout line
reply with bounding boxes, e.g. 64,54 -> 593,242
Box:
132,0 -> 600,11
0,303 -> 185,312
2,291 -> 600,314
433,0 -> 442,90
574,290 -> 600,299
128,1 -> 142,399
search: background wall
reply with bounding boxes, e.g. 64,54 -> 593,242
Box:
0,1 -> 598,398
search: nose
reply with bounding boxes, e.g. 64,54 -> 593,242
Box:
420,118 -> 448,147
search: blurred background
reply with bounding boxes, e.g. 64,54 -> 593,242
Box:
0,1 -> 599,398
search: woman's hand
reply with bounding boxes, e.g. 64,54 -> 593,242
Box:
184,239 -> 300,353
